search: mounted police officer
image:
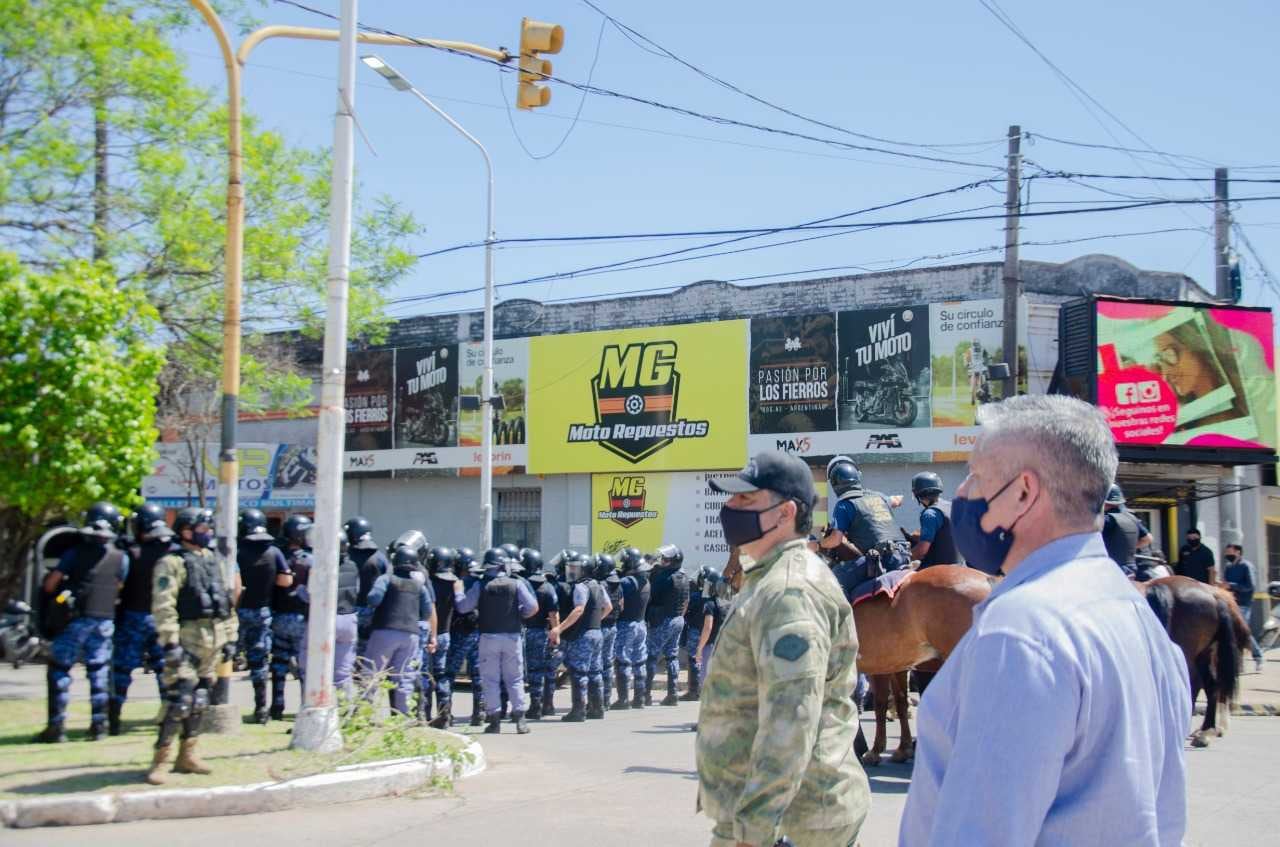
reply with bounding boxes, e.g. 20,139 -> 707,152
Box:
424,546 -> 458,727
146,507 -> 234,784
645,544 -> 690,706
522,548 -> 560,720
108,503 -> 173,736
1101,484 -> 1153,579
454,548 -> 538,734
235,508 -> 292,723
38,502 -> 128,743
269,514 -> 312,720
820,458 -> 908,587
346,515 -> 390,657
595,553 -> 623,710
444,546 -> 486,726
365,546 -> 434,715
611,547 -> 651,710
549,551 -> 612,722
904,472 -> 961,568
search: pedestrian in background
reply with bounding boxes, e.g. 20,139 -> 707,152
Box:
1223,543 -> 1265,672
1177,527 -> 1215,584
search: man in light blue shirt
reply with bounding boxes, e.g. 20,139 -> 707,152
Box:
900,395 -> 1191,847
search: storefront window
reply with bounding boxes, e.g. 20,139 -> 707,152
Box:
495,489 -> 541,550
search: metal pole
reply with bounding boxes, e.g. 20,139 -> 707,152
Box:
188,0 -> 244,714
395,84 -> 495,550
294,0 -> 358,753
1001,124 -> 1021,398
1214,167 -> 1231,300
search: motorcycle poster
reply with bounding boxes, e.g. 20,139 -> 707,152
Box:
344,349 -> 394,451
394,344 -> 459,449
836,306 -> 931,431
748,314 -> 839,434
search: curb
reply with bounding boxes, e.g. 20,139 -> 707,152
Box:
1193,702 -> 1280,717
0,734 -> 485,830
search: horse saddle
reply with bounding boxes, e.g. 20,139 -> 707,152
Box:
849,569 -> 911,608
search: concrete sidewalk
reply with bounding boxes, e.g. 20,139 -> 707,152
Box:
1226,651 -> 1280,715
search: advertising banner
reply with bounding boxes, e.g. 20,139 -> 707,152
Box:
345,349 -> 394,451
749,314 -> 838,434
928,298 -> 1028,427
458,338 -> 529,476
836,305 -> 931,431
527,320 -> 748,474
1095,300 -> 1276,449
144,443 -> 317,508
394,344 -> 459,449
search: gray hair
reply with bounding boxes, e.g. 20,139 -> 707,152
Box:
975,395 -> 1117,526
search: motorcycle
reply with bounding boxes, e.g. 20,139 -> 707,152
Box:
1260,581 -> 1280,651
0,599 -> 43,668
848,359 -> 919,427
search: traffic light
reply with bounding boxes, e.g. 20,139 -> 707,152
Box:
517,18 -> 563,110
1229,251 -> 1243,303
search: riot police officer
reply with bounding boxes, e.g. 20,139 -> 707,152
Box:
522,548 -> 560,720
39,502 -> 128,743
681,565 -> 714,701
146,507 -> 234,784
235,508 -> 292,723
332,533 -> 361,694
820,458 -> 907,574
1101,484 -> 1153,578
269,514 -> 312,720
424,546 -> 458,726
549,551 -> 612,722
444,546 -> 486,726
612,547 -> 651,710
346,515 -> 390,657
905,472 -> 961,569
644,544 -> 689,706
595,553 -> 623,710
365,547 -> 434,715
109,503 -> 173,735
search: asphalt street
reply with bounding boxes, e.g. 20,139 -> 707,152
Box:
2,663 -> 1278,845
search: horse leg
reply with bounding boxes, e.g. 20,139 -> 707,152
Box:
1192,655 -> 1215,748
890,670 -> 915,763
861,674 -> 889,766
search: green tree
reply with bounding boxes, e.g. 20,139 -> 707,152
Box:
0,254 -> 163,598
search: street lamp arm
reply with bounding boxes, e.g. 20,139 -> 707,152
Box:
405,87 -> 493,184
238,25 -> 513,66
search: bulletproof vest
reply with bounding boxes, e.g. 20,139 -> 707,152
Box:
838,489 -> 897,552
273,549 -> 312,617
647,567 -> 679,624
121,540 -> 173,613
66,542 -> 125,619
372,573 -> 422,633
619,573 -> 650,622
352,547 -> 389,607
336,555 -> 360,615
671,570 -> 691,617
563,580 -> 603,641
451,576 -> 480,635
478,575 -> 524,635
1102,509 -> 1141,568
602,579 -> 623,625
706,598 -> 726,640
431,575 -> 456,633
175,549 -> 233,622
529,581 -> 559,629
684,590 -> 706,628
237,540 -> 280,610
919,500 -> 960,569
555,580 -> 574,620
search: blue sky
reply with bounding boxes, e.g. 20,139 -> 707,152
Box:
175,0 -> 1280,319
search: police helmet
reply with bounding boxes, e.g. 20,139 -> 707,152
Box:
343,516 -> 376,549
694,564 -> 716,591
620,546 -> 651,574
391,529 -> 429,562
455,546 -> 477,575
173,506 -> 213,537
132,503 -> 173,542
827,459 -> 862,496
391,547 -> 420,571
499,543 -> 521,561
427,545 -> 456,572
562,550 -> 590,583
282,514 -> 313,545
520,548 -> 544,576
1104,484 -> 1125,507
594,553 -> 617,582
910,472 -> 944,500
482,547 -> 511,573
704,570 -> 727,599
654,544 -> 683,569
1269,580 -> 1280,601
238,508 -> 273,542
82,501 -> 123,541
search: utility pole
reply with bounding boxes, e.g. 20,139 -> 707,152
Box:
1214,167 -> 1231,300
1001,124 -> 1021,398
293,0 -> 358,754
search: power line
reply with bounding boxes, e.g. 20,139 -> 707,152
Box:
1026,132 -> 1280,172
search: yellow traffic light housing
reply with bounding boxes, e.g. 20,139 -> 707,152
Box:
517,18 -> 563,110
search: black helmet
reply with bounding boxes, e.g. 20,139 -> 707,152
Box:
620,546 -> 648,573
427,546 -> 458,581
499,543 -> 521,561
694,564 -> 716,591
456,546 -> 476,567
911,472 -> 943,500
82,501 -> 123,541
132,503 -> 173,542
173,506 -> 213,536
391,547 -> 420,571
704,570 -> 726,599
1104,484 -> 1125,507
827,459 -> 862,496
562,550 -> 590,583
482,547 -> 511,573
344,516 -> 375,548
593,553 -> 617,582
520,547 -> 544,574
391,529 -> 429,562
238,508 -> 273,541
282,514 -> 313,545
654,544 -> 683,569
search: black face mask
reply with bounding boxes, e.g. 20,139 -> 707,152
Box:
719,500 -> 787,548
1224,555 -> 1238,563
1187,538 -> 1201,548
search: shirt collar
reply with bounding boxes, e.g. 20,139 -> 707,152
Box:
741,538 -> 807,575
984,531 -> 1107,605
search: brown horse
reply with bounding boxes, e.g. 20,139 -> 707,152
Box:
1138,576 -> 1250,747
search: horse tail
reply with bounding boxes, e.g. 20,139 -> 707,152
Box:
1144,582 -> 1175,632
1213,594 -> 1242,703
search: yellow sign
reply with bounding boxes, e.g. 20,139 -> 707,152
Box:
591,472 -> 671,555
528,320 -> 748,474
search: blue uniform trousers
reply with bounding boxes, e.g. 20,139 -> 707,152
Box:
478,633 -> 527,715
417,630 -> 450,708
333,612 -> 359,694
270,612 -> 307,709
111,609 -> 164,706
564,629 -> 604,692
356,606 -> 374,656
523,627 -> 554,701
49,616 -> 114,727
364,627 -> 419,715
614,620 -> 648,699
646,616 -> 685,696
444,629 -> 481,712
599,624 -> 618,705
685,625 -> 703,681
237,606 -> 273,683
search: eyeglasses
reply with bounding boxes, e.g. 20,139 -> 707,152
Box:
1154,345 -> 1182,367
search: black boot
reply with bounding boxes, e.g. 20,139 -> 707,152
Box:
513,710 -> 530,735
681,663 -> 701,701
252,680 -> 269,724
561,679 -> 586,722
469,696 -> 484,727
542,677 -> 558,716
586,680 -> 605,720
661,672 -> 680,706
108,699 -> 123,736
88,721 -> 107,741
526,691 -> 543,721
416,689 -> 432,724
36,724 -> 66,744
631,673 -> 646,710
429,703 -> 452,729
269,676 -> 285,721
611,668 -> 630,709
643,666 -> 654,706
484,713 -> 502,734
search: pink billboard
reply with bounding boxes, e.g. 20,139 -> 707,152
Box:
1095,298 -> 1275,450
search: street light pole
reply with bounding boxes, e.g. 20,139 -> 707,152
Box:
361,55 -> 497,551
